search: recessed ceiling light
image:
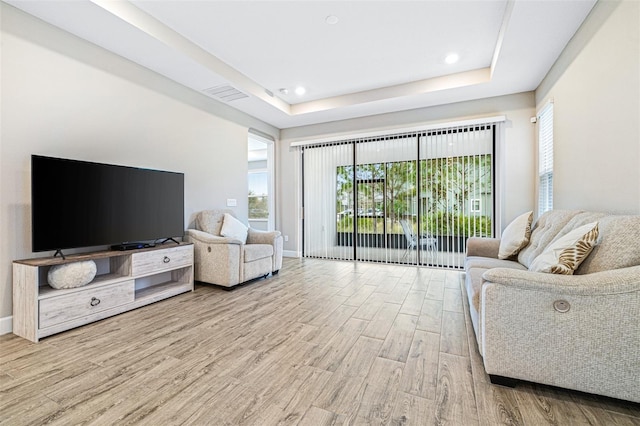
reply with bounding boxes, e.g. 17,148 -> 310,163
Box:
445,53 -> 459,65
295,86 -> 306,96
325,15 -> 339,25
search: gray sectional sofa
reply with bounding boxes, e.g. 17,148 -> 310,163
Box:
464,209 -> 640,403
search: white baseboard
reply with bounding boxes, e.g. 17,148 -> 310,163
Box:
283,250 -> 301,258
0,316 -> 13,335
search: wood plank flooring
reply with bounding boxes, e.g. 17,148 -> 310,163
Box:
1,258 -> 639,425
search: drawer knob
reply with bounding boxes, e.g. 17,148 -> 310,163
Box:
163,256 -> 171,264
90,297 -> 101,307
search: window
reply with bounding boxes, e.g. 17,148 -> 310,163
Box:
538,101 -> 554,216
248,133 -> 274,231
248,171 -> 268,219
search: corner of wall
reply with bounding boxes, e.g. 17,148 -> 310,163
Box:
536,0 -> 621,106
0,316 -> 13,335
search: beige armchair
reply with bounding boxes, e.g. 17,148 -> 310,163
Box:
185,210 -> 283,288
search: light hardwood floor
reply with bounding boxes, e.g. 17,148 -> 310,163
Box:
1,258 -> 638,425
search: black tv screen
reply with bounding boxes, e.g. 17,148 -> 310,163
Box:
31,155 -> 184,252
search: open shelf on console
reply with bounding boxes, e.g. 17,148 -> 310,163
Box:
135,280 -> 193,301
38,273 -> 129,299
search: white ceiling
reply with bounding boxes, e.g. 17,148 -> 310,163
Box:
6,0 -> 596,129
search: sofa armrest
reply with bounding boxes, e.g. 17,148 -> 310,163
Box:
479,266 -> 640,402
246,228 -> 281,245
185,229 -> 243,245
482,265 -> 640,295
466,237 -> 500,258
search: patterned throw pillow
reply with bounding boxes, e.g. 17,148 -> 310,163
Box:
498,211 -> 533,259
529,222 -> 599,275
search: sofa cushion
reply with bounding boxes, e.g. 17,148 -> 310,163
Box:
196,210 -> 226,236
550,211 -> 607,243
518,210 -> 582,268
499,211 -> 533,259
576,215 -> 640,274
529,222 -> 599,274
244,244 -> 273,263
465,256 -> 527,272
221,213 -> 248,243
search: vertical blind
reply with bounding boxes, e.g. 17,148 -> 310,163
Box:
538,101 -> 554,216
301,120 -> 498,269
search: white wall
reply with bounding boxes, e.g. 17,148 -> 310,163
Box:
279,92 -> 536,256
535,0 -> 640,214
0,4 -> 278,320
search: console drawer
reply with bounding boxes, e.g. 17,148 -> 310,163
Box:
39,280 -> 134,329
131,245 -> 193,276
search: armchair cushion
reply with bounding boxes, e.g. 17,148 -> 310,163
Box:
220,213 -> 248,243
244,244 -> 273,262
196,210 -> 226,236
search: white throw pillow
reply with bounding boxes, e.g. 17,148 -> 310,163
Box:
498,211 -> 533,259
220,213 -> 248,243
529,222 -> 599,275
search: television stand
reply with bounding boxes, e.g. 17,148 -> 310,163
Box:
53,249 -> 66,260
12,243 -> 194,342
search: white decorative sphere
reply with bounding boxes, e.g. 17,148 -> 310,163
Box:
47,260 -> 97,289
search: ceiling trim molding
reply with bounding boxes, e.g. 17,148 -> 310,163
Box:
89,0 -> 499,118
290,115 -> 506,147
89,0 -> 291,114
290,68 -> 492,116
490,0 -> 515,78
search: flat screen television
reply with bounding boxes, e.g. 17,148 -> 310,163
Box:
31,155 -> 184,254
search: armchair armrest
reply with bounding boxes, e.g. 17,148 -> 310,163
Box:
466,237 -> 500,258
247,228 -> 281,245
185,229 -> 243,245
246,228 -> 283,272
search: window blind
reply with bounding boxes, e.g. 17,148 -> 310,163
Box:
538,101 -> 554,216
301,121 -> 497,269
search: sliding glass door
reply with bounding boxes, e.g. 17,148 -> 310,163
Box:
303,124 -> 494,269
417,126 -> 494,268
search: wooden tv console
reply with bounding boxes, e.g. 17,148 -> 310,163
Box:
13,243 -> 193,342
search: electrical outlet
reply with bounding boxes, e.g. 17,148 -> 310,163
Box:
284,235 -> 289,242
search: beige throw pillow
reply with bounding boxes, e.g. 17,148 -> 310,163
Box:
529,222 -> 599,275
220,213 -> 248,244
498,211 -> 533,259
